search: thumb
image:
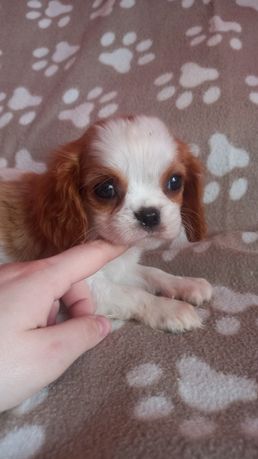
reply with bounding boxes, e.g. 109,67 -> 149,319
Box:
0,316 -> 111,412
31,315 -> 111,388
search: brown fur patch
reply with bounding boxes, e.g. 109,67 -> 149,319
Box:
0,138 -> 90,260
177,140 -> 207,242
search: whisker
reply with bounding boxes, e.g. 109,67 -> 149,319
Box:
181,207 -> 202,220
181,209 -> 202,229
71,225 -> 98,246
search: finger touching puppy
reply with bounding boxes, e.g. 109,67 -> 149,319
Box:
0,115 -> 212,332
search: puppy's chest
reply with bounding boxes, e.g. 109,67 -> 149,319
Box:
87,247 -> 142,287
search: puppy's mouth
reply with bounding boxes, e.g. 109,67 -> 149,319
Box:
112,229 -> 178,248
94,220 -> 181,247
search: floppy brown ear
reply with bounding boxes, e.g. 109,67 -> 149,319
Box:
27,139 -> 89,253
178,141 -> 207,242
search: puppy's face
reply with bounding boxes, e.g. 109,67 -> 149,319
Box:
79,116 -> 205,248
1,116 -> 205,257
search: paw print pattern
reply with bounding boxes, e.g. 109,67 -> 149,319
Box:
26,0 -> 73,29
90,0 -> 136,20
209,285 -> 258,337
32,42 -> 79,77
58,86 -> 119,128
242,231 -> 258,244
126,363 -> 174,420
186,15 -> 242,50
99,32 -> 155,74
0,158 -> 8,168
154,73 -> 175,101
177,356 -> 257,411
0,90 -> 6,119
154,63 -> 221,108
0,150 -> 46,177
204,133 -> 249,204
12,388 -> 49,416
126,355 -> 257,437
15,149 -> 47,173
0,87 -> 42,129
245,75 -> 258,105
180,416 -> 216,439
169,0 -> 211,7
215,316 -> 240,335
236,0 -> 258,12
0,425 -> 45,459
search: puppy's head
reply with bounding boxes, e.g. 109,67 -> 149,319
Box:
37,115 -> 206,251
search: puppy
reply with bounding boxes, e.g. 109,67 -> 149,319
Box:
0,115 -> 212,332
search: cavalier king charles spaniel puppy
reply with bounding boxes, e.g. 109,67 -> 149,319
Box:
0,115 -> 212,332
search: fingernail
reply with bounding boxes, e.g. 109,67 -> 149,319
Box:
94,315 -> 111,337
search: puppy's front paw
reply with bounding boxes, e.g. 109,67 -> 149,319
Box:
180,278 -> 212,306
164,301 -> 202,333
142,298 -> 202,333
152,271 -> 212,307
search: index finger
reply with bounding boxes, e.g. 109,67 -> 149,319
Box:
41,241 -> 127,299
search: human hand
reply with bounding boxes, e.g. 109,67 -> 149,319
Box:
0,241 -> 125,412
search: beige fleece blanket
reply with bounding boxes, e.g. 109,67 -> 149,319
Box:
0,1 -> 258,458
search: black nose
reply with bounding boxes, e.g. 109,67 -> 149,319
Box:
134,207 -> 160,230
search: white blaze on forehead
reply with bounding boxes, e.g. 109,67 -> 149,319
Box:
92,116 -> 177,180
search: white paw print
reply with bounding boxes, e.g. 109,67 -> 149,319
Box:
178,355 -> 257,412
245,75 -> 258,105
0,150 -> 46,176
12,388 -> 49,416
242,231 -> 258,245
0,157 -> 8,168
154,62 -> 221,107
126,355 -> 257,437
126,363 -> 174,420
26,0 -> 73,29
99,31 -> 155,74
32,41 -> 79,77
90,0 -> 136,20
58,86 -> 119,128
0,425 -> 45,459
154,73 -> 176,101
168,0 -> 211,7
15,149 -> 47,173
211,285 -> 258,337
0,90 -> 7,118
0,86 -> 42,129
236,0 -> 258,12
203,133 -> 249,204
186,15 -> 242,50
126,361 -> 215,436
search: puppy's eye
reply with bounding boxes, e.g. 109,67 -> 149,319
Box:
167,174 -> 183,192
94,179 -> 117,199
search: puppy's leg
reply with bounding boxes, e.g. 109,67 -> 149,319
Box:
92,282 -> 201,333
138,266 -> 212,306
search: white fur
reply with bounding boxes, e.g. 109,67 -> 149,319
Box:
93,116 -> 177,173
87,116 -> 212,332
88,247 -> 212,332
92,116 -> 182,246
